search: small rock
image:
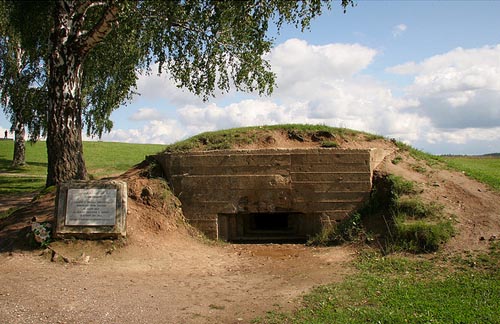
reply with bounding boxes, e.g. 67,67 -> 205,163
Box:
141,186 -> 154,198
489,235 -> 497,241
479,236 -> 485,241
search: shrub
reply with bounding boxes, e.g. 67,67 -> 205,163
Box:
308,213 -> 364,246
320,140 -> 339,148
394,219 -> 455,253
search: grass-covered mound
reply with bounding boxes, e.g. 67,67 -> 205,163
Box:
159,124 -> 459,254
162,124 -> 384,152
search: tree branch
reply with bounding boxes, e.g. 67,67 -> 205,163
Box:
76,1 -> 107,16
79,2 -> 120,56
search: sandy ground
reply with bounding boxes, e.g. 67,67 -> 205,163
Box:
0,231 -> 355,324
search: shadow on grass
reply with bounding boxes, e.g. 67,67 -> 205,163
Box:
0,158 -> 47,173
0,176 -> 45,195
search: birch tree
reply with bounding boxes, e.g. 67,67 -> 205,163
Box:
2,0 -> 353,186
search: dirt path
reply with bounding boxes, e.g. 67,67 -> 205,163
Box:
0,231 -> 355,324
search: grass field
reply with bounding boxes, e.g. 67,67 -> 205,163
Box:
442,156 -> 500,191
0,140 -> 164,195
257,243 -> 500,323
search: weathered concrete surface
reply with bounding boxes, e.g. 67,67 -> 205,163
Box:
157,148 -> 389,241
54,180 -> 127,239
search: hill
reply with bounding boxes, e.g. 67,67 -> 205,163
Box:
0,124 -> 499,323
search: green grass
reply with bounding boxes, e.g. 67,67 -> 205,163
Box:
395,141 -> 443,167
308,174 -> 454,253
442,156 -> 500,191
163,124 -> 381,152
0,140 -> 164,195
257,243 -> 500,324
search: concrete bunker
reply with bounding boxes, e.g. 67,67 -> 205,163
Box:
156,148 -> 389,242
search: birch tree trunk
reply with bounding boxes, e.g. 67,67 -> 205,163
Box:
11,115 -> 26,167
45,1 -> 87,187
45,0 -> 119,187
11,44 -> 26,167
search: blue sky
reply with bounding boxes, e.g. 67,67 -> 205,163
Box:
2,0 -> 500,154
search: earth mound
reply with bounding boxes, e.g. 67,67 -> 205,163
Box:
0,125 -> 499,323
1,125 -> 499,254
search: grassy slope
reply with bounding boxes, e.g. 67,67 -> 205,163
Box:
442,156 -> 500,191
0,140 -> 164,195
163,124 -> 381,152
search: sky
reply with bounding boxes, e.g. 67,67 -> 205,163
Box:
2,1 -> 500,155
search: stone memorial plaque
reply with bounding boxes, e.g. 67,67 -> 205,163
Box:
65,188 -> 117,226
55,180 -> 127,239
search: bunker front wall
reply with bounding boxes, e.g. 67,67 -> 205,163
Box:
157,149 -> 379,240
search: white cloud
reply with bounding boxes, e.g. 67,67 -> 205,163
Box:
269,39 -> 377,98
135,67 -> 205,107
129,108 -> 165,121
389,45 -> 500,129
101,119 -> 188,144
110,39 -> 500,155
392,24 -> 407,37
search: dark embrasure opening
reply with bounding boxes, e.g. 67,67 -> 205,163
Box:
219,212 -> 312,243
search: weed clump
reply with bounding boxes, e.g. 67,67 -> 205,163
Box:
373,173 -> 454,253
309,172 -> 455,254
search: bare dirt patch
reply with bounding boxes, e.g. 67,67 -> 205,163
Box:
1,131 -> 499,323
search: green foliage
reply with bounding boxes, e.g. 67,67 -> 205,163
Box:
411,163 -> 427,173
30,221 -> 52,248
305,170 -> 453,254
385,175 -> 452,253
395,198 -> 443,220
391,155 -> 402,164
256,248 -> 500,324
394,140 -> 443,166
442,156 -> 500,191
308,213 -> 364,246
319,140 -> 338,148
388,174 -> 416,197
393,219 -> 455,253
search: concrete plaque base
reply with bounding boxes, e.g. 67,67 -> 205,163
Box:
54,180 -> 127,239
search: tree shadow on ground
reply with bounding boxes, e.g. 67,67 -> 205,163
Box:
0,158 -> 47,173
0,193 -> 54,252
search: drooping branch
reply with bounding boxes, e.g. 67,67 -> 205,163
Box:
79,2 -> 120,56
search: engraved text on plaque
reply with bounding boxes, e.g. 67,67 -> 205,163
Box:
65,188 -> 117,226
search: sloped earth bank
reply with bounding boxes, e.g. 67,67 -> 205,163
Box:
1,132 -> 500,323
